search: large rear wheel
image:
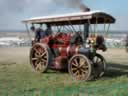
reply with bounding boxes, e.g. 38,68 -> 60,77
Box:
68,54 -> 92,81
30,43 -> 51,73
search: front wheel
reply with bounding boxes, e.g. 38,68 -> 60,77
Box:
68,54 -> 92,81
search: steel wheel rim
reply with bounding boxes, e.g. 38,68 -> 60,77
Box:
30,44 -> 48,72
69,55 -> 92,81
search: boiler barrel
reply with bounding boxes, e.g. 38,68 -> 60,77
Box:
58,46 -> 92,58
78,47 -> 91,57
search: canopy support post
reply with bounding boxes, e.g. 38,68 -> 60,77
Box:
68,20 -> 76,33
95,16 -> 98,36
104,18 -> 106,37
106,24 -> 110,38
25,23 -> 32,41
88,19 -> 94,37
104,18 -> 110,38
79,19 -> 83,33
84,22 -> 89,41
57,26 -> 62,33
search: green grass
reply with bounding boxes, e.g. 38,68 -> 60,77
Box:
0,62 -> 128,96
0,48 -> 128,96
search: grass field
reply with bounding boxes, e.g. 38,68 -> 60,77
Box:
0,47 -> 128,96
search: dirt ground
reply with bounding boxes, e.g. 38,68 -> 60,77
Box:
98,48 -> 128,64
0,47 -> 128,65
0,47 -> 30,65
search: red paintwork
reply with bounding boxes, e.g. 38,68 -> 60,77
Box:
40,32 -> 71,48
40,35 -> 53,44
51,56 -> 68,70
52,32 -> 71,48
40,32 -> 73,56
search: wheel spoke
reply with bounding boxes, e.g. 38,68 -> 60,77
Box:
36,62 -> 42,71
72,62 -> 78,67
43,55 -> 47,59
33,47 -> 40,54
81,65 -> 89,69
41,52 -> 47,57
74,70 -> 79,76
81,69 -> 88,74
36,64 -> 40,70
71,67 -> 77,71
80,61 -> 86,67
35,52 -> 40,57
41,59 -> 47,63
35,61 -> 40,69
74,59 -> 79,66
80,57 -> 85,65
32,58 -> 38,61
76,71 -> 81,80
41,61 -> 46,67
35,60 -> 39,65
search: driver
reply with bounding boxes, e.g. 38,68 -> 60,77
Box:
30,25 -> 46,42
35,28 -> 46,42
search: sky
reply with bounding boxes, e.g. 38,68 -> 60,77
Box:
0,0 -> 128,31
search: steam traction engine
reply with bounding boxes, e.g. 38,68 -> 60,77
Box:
23,11 -> 115,81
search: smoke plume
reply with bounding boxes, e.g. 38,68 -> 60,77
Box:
53,0 -> 90,11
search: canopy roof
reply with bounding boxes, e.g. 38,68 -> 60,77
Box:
22,10 -> 116,25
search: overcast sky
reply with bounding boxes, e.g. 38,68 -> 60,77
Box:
0,0 -> 128,31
